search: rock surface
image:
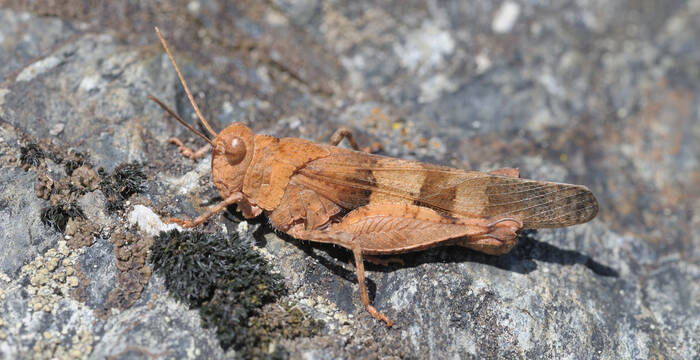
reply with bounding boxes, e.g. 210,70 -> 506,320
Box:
1,1 -> 698,359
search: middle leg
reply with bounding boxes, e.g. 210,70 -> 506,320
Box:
328,127 -> 383,153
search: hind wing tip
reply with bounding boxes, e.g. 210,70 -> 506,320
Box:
522,184 -> 599,229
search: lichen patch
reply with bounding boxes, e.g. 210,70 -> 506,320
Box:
19,240 -> 81,314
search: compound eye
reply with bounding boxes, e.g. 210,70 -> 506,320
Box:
224,136 -> 246,164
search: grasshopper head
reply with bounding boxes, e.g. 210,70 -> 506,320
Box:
211,122 -> 254,197
151,28 -> 255,199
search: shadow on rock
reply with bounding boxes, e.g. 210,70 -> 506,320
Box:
475,230 -> 620,277
379,230 -> 619,278
225,212 -> 618,305
283,219 -> 615,268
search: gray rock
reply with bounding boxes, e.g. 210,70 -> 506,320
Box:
2,29 -> 177,171
78,236 -> 117,311
0,1 -> 698,359
0,167 -> 60,276
0,10 -> 79,83
77,191 -> 112,227
90,277 -> 225,360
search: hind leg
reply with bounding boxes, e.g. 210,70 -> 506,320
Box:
352,246 -> 393,326
289,204 -> 523,326
288,228 -> 393,326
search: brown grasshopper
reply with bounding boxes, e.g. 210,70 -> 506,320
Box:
149,28 -> 598,326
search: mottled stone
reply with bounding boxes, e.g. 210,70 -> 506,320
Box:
0,1 -> 698,359
0,167 -> 61,276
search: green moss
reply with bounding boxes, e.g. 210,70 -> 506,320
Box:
150,230 -> 288,354
19,143 -> 45,167
98,162 -> 146,213
40,201 -> 85,233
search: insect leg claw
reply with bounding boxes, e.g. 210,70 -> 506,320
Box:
367,305 -> 393,327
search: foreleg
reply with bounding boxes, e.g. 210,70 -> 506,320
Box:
169,138 -> 212,160
164,193 -> 243,228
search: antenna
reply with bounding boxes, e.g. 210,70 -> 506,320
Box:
148,95 -> 213,145
154,27 -> 218,138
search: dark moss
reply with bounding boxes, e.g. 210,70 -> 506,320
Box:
245,303 -> 325,358
46,151 -> 64,165
64,159 -> 83,176
40,201 -> 85,233
19,143 -> 45,167
98,162 -> 146,213
151,230 -> 288,354
63,152 -> 88,176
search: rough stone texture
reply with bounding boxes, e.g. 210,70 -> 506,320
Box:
0,1 -> 698,359
0,167 -> 61,276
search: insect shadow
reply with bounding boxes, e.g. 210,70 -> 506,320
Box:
223,210 -> 376,304
401,229 -> 620,278
223,208 -> 617,309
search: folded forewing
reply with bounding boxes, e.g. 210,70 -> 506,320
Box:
295,151 -> 598,229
